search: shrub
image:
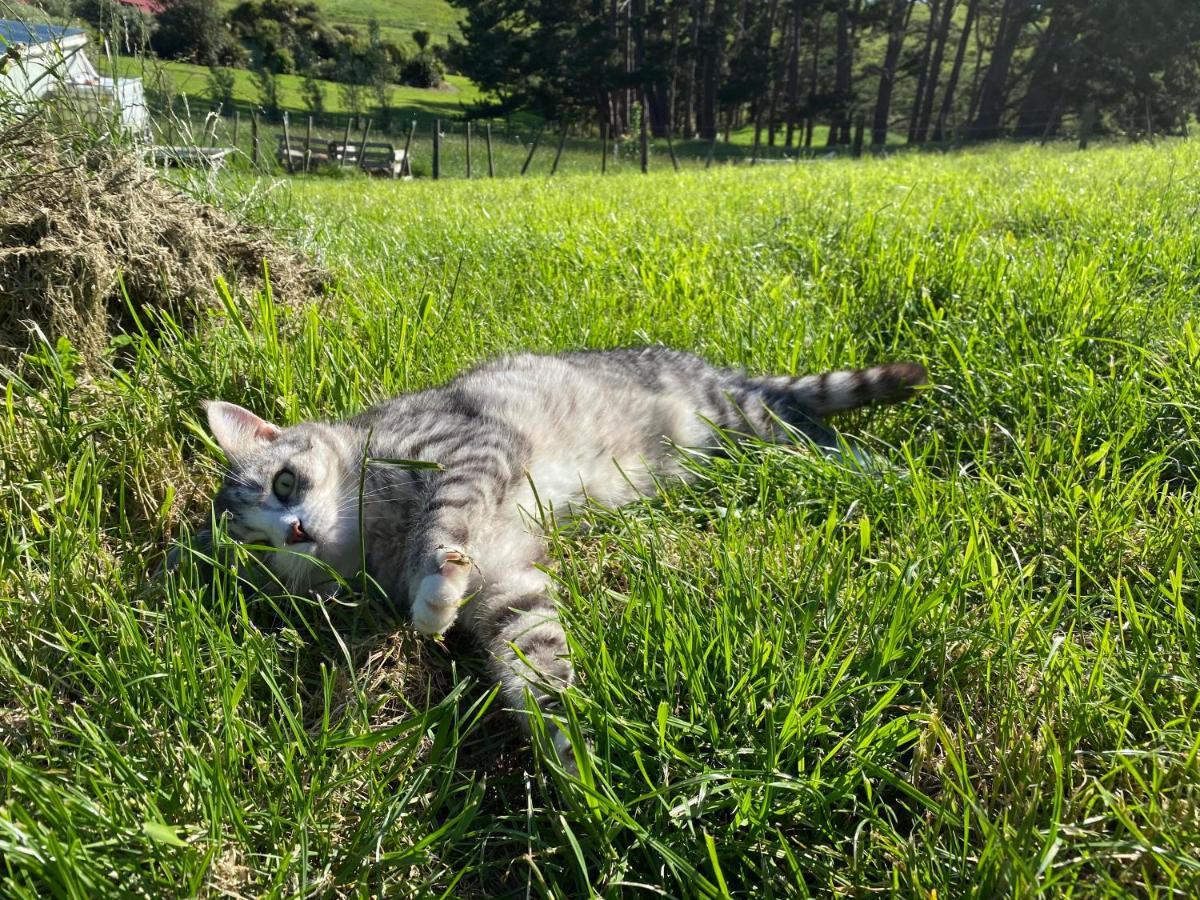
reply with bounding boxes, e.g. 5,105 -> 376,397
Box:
253,66 -> 281,120
401,51 -> 444,88
206,66 -> 236,110
301,74 -> 325,119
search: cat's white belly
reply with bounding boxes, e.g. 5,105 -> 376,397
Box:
511,443 -> 677,525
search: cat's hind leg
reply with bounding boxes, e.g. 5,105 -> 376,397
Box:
464,539 -> 578,767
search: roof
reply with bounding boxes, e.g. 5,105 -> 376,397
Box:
0,20 -> 86,47
113,0 -> 164,14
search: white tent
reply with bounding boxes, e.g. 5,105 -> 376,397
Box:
0,20 -> 149,132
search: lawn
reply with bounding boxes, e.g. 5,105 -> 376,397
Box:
2,139 -> 1199,895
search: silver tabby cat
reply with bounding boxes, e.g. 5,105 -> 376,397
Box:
201,347 -> 926,761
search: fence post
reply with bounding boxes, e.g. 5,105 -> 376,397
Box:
358,118 -> 371,171
666,128 -> 679,172
601,123 -> 608,173
282,112 -> 294,173
1078,101 -> 1096,150
551,123 -> 568,175
485,123 -> 494,177
751,115 -> 762,166
520,127 -> 543,175
401,119 -> 416,177
466,121 -> 473,178
852,113 -> 865,158
251,112 -> 261,171
304,115 -> 313,173
340,118 -> 352,167
433,119 -> 441,180
639,94 -> 649,173
232,111 -> 239,151
705,134 -> 717,169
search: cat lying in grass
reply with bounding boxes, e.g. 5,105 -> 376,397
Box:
195,347 -> 926,765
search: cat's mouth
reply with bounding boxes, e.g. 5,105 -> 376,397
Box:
286,521 -> 314,546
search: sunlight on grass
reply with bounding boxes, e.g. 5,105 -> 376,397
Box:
2,139 -> 1199,894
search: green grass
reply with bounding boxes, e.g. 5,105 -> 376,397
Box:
4,138 -> 1200,895
304,0 -> 459,44
103,56 -> 484,122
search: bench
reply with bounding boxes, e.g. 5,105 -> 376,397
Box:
275,134 -> 331,171
150,146 -> 234,170
329,141 -> 408,178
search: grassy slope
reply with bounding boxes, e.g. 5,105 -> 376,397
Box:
3,140 -> 1200,896
311,0 -> 459,43
103,56 -> 483,122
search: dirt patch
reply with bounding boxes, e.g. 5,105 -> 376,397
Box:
0,114 -> 327,365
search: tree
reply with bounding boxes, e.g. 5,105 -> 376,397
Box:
254,66 -> 281,120
933,0 -> 979,140
970,0 -> 1038,139
301,73 -> 325,119
152,0 -> 228,65
440,0 -> 1200,148
206,66 -> 236,110
412,29 -> 431,51
912,0 -> 957,143
870,0 -> 911,147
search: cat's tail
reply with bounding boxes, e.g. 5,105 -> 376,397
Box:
753,362 -> 928,418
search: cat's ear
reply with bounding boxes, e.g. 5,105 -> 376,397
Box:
204,401 -> 281,461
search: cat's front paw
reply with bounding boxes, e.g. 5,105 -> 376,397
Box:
410,546 -> 473,637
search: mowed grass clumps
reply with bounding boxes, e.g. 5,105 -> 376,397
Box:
2,139 -> 1200,895
0,115 -> 326,365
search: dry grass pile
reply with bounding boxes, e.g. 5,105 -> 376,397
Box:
0,115 -> 327,363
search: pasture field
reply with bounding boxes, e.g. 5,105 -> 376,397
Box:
2,139 -> 1200,896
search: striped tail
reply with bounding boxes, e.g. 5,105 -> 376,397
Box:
759,362 -> 928,417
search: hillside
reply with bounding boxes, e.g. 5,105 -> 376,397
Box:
313,0 -> 460,44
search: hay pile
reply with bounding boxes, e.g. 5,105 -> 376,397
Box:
0,116 -> 327,363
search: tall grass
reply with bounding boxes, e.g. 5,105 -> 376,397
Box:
2,139 -> 1200,895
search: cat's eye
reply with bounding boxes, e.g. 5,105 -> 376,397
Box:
272,469 -> 297,501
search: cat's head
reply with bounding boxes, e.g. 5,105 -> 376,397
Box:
204,401 -> 362,590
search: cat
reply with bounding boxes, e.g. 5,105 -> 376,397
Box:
195,346 -> 927,764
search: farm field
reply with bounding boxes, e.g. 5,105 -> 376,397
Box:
2,139 -> 1200,895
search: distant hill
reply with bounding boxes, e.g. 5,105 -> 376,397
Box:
305,0 -> 460,46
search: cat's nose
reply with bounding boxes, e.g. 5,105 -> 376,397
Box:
286,520 -> 311,545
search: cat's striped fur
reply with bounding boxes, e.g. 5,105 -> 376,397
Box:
201,347 -> 926,762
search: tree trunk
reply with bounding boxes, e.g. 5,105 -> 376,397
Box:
699,0 -> 730,139
971,0 -> 1031,139
783,0 -> 802,148
684,0 -> 706,137
757,0 -> 781,148
933,0 -> 978,142
1013,10 -> 1068,138
907,0 -> 940,143
828,0 -> 852,146
666,1 -> 681,136
871,0 -> 910,147
914,0 -> 956,143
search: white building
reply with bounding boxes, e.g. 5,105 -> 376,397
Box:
0,19 -> 149,132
